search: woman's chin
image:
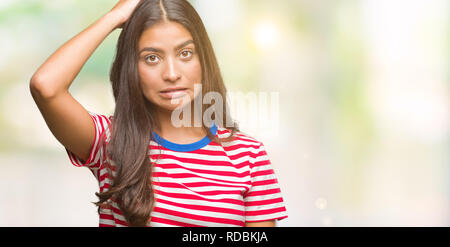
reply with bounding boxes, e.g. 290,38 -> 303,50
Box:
156,101 -> 191,112
145,93 -> 194,113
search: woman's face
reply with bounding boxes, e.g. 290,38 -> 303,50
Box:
137,21 -> 202,112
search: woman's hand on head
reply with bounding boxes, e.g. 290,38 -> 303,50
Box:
109,0 -> 142,29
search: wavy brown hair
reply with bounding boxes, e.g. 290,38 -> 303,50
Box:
93,0 -> 239,226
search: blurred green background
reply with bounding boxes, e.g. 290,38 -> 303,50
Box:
0,0 -> 448,226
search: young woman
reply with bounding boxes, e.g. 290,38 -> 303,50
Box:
30,0 -> 287,227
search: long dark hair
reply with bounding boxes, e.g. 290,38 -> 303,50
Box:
94,0 -> 239,226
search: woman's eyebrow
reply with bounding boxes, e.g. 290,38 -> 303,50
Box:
139,40 -> 194,54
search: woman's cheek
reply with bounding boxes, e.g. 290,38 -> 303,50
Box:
139,69 -> 159,103
139,63 -> 155,81
186,59 -> 202,87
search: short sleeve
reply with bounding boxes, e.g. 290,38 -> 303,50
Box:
65,111 -> 112,175
244,142 -> 288,223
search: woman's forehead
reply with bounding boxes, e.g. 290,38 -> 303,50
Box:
138,21 -> 194,51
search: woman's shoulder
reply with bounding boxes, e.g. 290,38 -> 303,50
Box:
87,111 -> 114,123
215,126 -> 271,166
86,111 -> 114,141
215,126 -> 263,148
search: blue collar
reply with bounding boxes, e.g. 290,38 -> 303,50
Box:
152,124 -> 218,152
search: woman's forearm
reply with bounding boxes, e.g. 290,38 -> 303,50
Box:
30,11 -> 122,98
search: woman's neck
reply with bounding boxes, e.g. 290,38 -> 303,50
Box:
153,104 -> 207,144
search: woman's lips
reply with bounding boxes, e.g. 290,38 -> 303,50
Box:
159,88 -> 188,99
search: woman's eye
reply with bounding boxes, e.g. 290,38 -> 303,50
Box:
145,55 -> 159,64
180,50 -> 192,59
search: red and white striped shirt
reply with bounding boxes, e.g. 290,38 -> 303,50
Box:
66,112 -> 288,227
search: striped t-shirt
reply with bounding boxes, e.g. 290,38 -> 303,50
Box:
65,112 -> 288,227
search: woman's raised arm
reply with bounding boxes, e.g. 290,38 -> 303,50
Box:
29,0 -> 141,162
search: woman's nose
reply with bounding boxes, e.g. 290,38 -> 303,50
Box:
162,56 -> 181,82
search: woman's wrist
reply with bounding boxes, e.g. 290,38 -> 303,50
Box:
103,10 -> 126,30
